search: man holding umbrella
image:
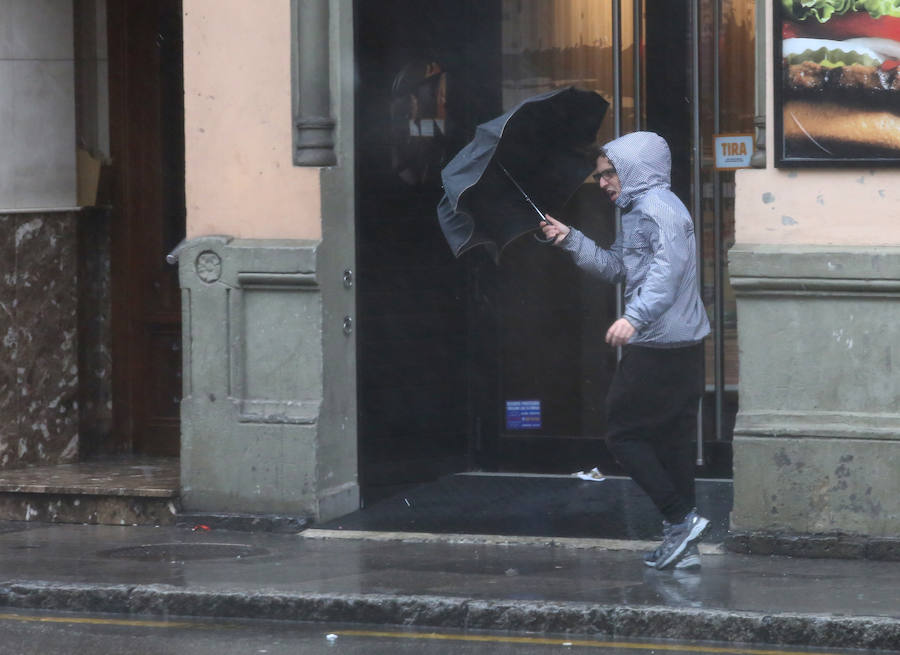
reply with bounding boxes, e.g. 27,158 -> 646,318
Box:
541,131 -> 711,571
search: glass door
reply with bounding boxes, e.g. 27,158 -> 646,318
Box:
491,0 -> 756,477
490,0 -> 644,474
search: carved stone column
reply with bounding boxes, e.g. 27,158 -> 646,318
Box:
291,0 -> 336,166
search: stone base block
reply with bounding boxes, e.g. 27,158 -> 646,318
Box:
726,531 -> 900,561
732,435 -> 900,538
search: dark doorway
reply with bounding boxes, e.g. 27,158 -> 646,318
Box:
354,0 -> 504,501
107,0 -> 185,457
354,0 -> 622,503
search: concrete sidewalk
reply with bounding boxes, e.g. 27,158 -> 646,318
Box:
0,521 -> 898,651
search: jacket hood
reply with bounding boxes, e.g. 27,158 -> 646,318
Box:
602,132 -> 671,209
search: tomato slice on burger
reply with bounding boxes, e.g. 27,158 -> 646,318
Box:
787,12 -> 900,41
823,12 -> 900,40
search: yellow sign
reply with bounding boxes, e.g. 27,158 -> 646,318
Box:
714,134 -> 754,170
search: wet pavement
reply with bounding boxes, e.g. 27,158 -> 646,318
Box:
0,520 -> 898,651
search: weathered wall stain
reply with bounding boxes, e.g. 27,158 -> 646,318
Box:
773,448 -> 791,468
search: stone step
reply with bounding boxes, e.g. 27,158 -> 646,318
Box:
0,458 -> 180,526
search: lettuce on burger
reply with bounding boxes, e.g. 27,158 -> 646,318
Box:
781,0 -> 900,157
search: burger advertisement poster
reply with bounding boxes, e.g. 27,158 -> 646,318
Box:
776,0 -> 900,165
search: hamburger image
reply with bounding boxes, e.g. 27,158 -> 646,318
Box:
780,0 -> 900,158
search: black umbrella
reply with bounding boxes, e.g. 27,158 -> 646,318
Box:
437,86 -> 609,260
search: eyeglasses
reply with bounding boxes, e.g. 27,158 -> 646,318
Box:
592,167 -> 617,183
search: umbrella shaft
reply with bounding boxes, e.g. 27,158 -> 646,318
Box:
498,162 -> 547,224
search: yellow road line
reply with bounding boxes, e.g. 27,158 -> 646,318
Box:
335,629 -> 843,655
0,612 -> 201,629
0,613 -> 854,655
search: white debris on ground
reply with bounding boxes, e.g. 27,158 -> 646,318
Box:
572,467 -> 605,482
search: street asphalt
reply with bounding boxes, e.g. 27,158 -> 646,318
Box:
0,521 -> 898,652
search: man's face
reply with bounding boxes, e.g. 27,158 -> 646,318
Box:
593,156 -> 621,203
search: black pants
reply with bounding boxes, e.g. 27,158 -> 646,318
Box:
604,343 -> 704,524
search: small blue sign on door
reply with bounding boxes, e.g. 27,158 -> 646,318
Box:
505,400 -> 542,430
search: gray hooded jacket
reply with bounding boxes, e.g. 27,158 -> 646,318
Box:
560,131 -> 710,347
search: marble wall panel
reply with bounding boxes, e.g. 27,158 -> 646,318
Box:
0,211 -> 80,469
0,215 -> 17,467
77,208 -> 113,456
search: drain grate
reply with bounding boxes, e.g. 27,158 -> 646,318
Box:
99,543 -> 269,562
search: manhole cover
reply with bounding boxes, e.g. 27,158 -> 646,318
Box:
99,543 -> 269,562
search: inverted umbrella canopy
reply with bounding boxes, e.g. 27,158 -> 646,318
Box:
437,86 -> 609,260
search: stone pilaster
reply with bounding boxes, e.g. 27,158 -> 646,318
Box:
177,236 -> 357,521
730,245 -> 900,539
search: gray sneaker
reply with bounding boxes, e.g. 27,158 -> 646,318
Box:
653,509 -> 710,570
644,540 -> 701,570
674,543 -> 701,570
643,521 -> 672,568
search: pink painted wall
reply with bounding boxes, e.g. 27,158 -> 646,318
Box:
182,0 -> 321,240
736,168 -> 900,246
735,1 -> 900,246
